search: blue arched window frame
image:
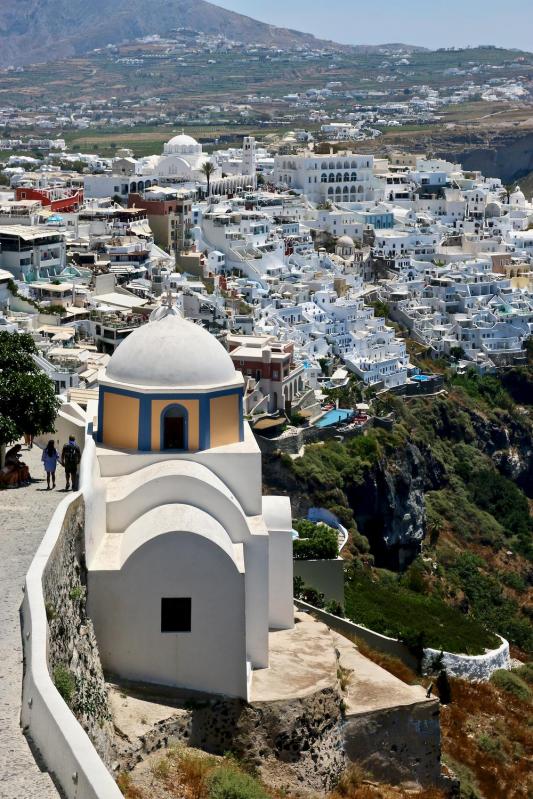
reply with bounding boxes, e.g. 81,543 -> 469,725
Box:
160,403 -> 189,451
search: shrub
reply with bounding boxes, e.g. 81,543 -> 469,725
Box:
512,662 -> 533,684
207,766 -> 268,799
401,558 -> 429,594
476,733 -> 505,761
332,764 -> 368,796
293,575 -> 305,599
69,585 -> 85,601
325,600 -> 344,616
500,572 -> 526,592
151,757 -> 171,780
490,669 -> 531,702
53,665 -> 76,704
350,530 -> 371,556
301,587 -> 325,608
117,772 -> 143,798
293,519 -> 338,560
177,750 -> 216,799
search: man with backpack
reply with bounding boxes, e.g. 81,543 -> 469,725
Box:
61,435 -> 81,491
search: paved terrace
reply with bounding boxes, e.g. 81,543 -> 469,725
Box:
0,443 -> 62,798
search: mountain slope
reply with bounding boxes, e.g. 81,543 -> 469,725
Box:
0,0 -> 340,67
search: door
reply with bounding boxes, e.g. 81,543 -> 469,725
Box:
163,409 -> 185,450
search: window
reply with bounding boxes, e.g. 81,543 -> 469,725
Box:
161,598 -> 191,633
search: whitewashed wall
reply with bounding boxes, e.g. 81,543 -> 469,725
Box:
421,636 -> 510,681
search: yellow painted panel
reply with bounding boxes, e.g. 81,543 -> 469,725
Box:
210,394 -> 239,448
103,392 -> 139,450
151,398 -> 199,452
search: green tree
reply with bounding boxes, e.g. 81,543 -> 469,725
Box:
201,160 -> 216,197
0,332 -> 60,454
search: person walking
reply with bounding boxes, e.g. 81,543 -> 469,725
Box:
61,435 -> 81,491
41,439 -> 60,489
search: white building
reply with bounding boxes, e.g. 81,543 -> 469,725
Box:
86,307 -> 294,699
0,225 -> 66,281
273,153 -> 385,204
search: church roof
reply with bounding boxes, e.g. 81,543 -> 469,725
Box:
105,313 -> 239,390
165,134 -> 200,149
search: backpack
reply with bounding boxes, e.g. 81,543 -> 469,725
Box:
63,443 -> 80,471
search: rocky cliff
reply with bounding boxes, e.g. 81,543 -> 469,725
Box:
263,382 -> 533,571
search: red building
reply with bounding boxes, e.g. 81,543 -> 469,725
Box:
15,186 -> 84,212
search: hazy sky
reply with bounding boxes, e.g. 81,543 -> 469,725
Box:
211,0 -> 533,51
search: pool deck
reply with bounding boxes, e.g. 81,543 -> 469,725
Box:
314,409 -> 354,429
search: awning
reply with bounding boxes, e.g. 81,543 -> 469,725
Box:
253,417 -> 286,431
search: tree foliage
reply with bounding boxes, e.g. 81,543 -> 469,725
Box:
0,331 -> 60,446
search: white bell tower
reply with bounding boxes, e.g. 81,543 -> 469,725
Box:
242,136 -> 257,178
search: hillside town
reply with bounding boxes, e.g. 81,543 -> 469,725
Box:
1,132 -> 532,423
0,18 -> 532,794
1,32 -> 531,133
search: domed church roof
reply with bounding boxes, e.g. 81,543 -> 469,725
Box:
337,235 -> 354,246
164,134 -> 202,155
105,313 -> 239,390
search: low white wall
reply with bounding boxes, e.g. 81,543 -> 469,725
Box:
422,636 -> 510,681
293,558 -> 345,604
20,493 -> 122,799
263,496 -> 294,631
81,436 -> 108,568
34,405 -> 87,456
296,600 -> 511,681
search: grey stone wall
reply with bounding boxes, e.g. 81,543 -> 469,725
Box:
255,419 -> 371,455
117,686 -> 345,791
343,700 -> 442,787
42,496 -> 115,767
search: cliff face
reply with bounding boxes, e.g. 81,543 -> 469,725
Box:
343,442 -> 430,569
263,393 -> 533,571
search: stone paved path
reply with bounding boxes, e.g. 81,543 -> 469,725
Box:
0,443 -> 65,798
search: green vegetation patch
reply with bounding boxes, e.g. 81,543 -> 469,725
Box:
53,665 -> 76,704
293,518 -> 338,560
444,553 -> 533,654
344,567 -> 499,655
490,669 -> 531,702
207,766 -> 269,799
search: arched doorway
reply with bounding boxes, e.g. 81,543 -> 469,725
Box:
162,405 -> 187,450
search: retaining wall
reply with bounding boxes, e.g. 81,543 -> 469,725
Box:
255,419 -> 371,455
118,685 -> 345,792
20,492 -> 122,799
343,701 -> 442,787
42,495 -> 115,765
294,600 -> 419,671
296,601 -> 511,681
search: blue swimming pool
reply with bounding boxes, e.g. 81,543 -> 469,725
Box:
412,374 -> 431,382
315,409 -> 353,428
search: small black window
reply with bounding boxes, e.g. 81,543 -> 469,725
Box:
161,598 -> 191,633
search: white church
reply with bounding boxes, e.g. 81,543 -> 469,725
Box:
85,305 -> 294,699
84,133 -> 257,200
